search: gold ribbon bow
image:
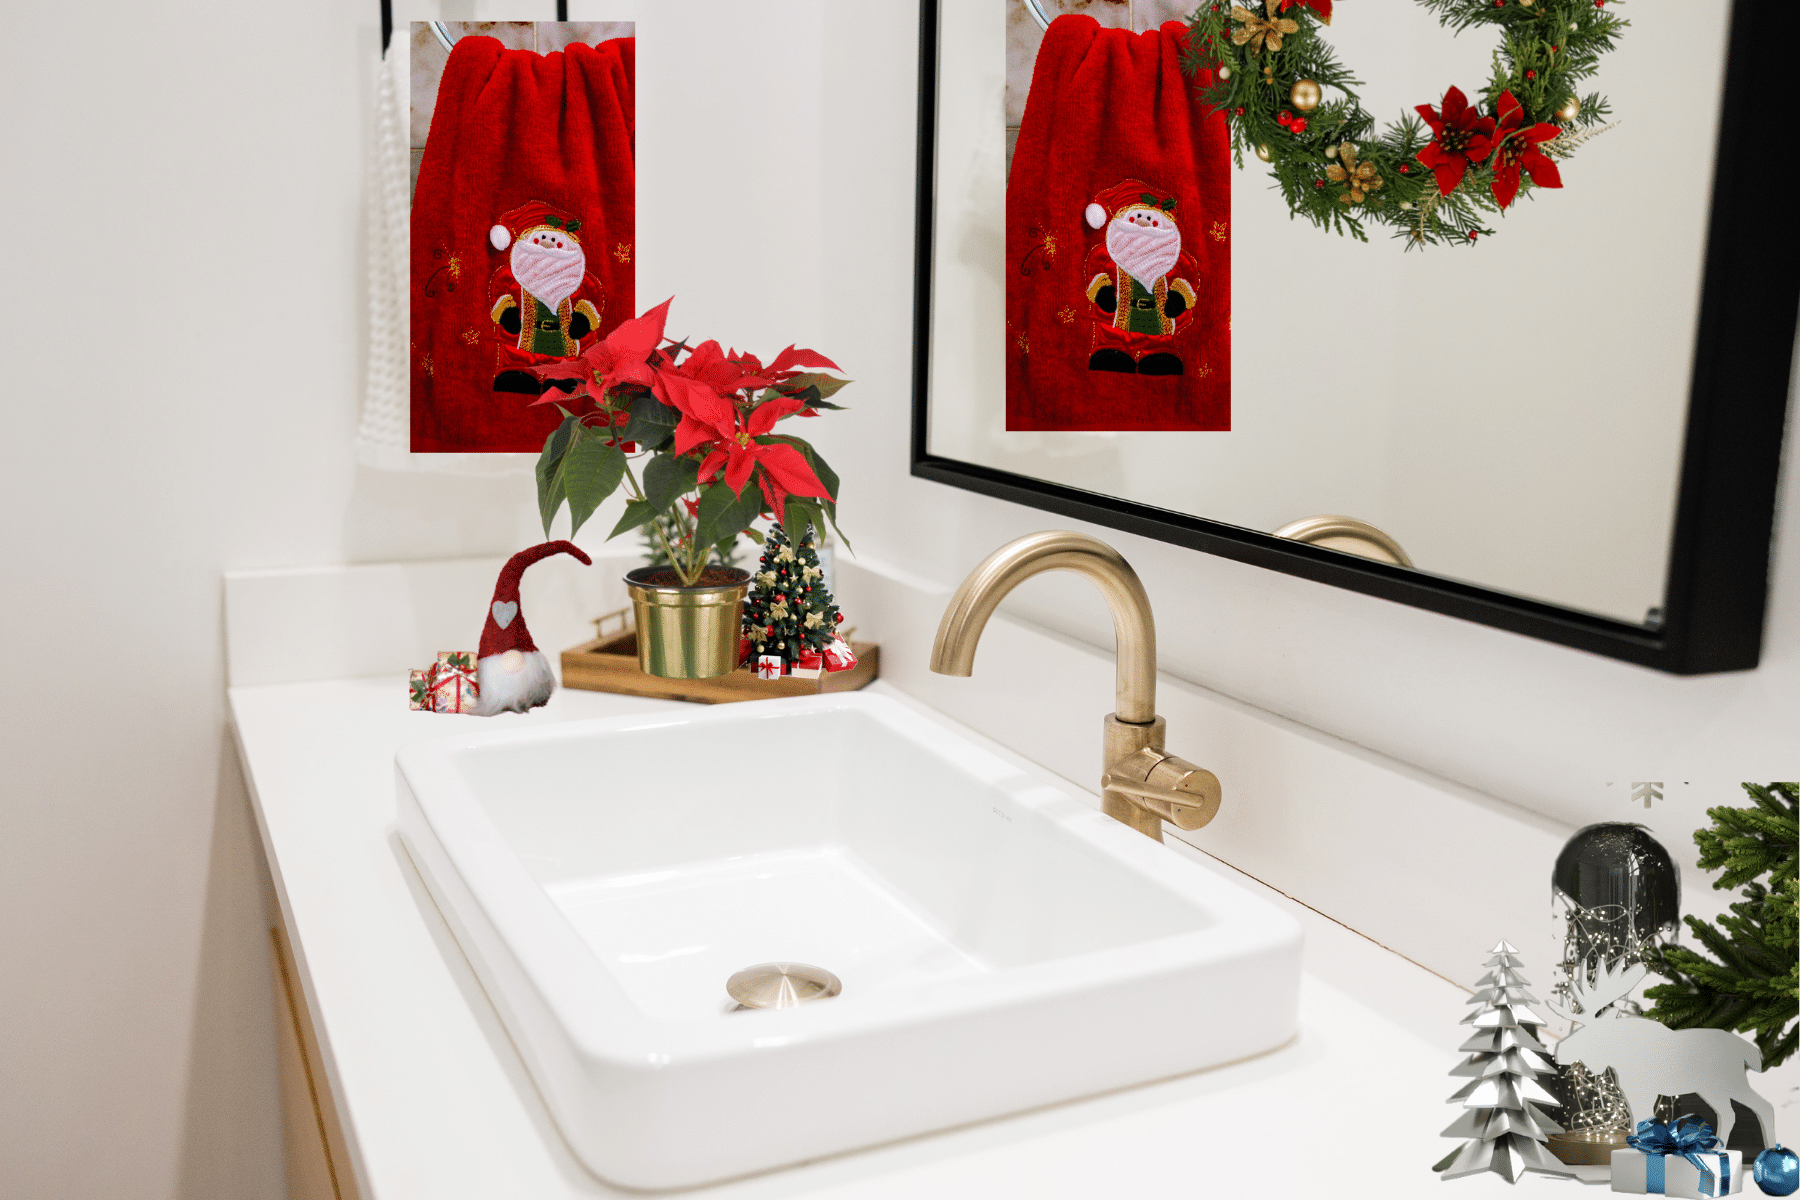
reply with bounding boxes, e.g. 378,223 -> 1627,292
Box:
1230,4 -> 1299,54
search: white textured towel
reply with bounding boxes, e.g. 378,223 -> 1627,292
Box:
355,45 -> 530,476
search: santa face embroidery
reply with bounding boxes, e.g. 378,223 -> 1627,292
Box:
487,201 -> 605,395
1083,183 -> 1200,376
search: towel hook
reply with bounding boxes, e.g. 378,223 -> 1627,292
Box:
1024,0 -> 1053,30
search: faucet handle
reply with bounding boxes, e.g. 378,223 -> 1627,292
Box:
1101,747 -> 1222,832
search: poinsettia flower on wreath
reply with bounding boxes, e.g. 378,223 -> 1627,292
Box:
1414,85 -> 1496,196
1487,90 -> 1563,210
1275,0 -> 1330,25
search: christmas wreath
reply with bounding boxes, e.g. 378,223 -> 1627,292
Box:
1182,0 -> 1626,247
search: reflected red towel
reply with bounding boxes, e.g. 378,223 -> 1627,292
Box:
411,35 -> 635,452
1006,18 -> 1229,431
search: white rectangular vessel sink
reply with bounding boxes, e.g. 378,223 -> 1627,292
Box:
396,691 -> 1301,1188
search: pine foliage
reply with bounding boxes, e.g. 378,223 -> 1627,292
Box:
1645,782 -> 1799,1069
1434,941 -> 1570,1183
1183,0 -> 1624,248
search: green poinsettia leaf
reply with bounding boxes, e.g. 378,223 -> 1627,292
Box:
642,453 -> 699,515
621,391 -> 681,446
561,439 -> 626,539
535,414 -> 582,535
608,499 -> 657,540
780,372 -> 852,401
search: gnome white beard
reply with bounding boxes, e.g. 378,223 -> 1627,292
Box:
473,648 -> 558,716
510,237 -> 586,309
1106,215 -> 1182,290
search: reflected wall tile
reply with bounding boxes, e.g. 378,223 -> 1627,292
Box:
536,22 -> 635,53
1009,0 -> 1138,127
1133,0 -> 1197,31
411,23 -> 538,148
410,24 -> 448,148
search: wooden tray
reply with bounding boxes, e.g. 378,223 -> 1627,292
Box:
561,616 -> 878,705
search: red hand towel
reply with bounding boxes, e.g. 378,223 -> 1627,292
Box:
411,35 -> 635,452
1006,18 -> 1229,432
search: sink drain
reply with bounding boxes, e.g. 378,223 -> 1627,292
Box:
726,962 -> 842,1010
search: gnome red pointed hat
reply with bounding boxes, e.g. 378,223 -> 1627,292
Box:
487,200 -> 584,252
479,540 -> 593,658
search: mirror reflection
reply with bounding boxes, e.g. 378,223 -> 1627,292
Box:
925,0 -> 1728,625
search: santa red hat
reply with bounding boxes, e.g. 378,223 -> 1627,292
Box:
1085,179 -> 1179,230
488,200 -> 585,252
478,540 -> 593,658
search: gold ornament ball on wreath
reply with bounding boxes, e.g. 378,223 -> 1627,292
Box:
1255,144 -> 1272,162
1289,78 -> 1322,112
1557,95 -> 1581,122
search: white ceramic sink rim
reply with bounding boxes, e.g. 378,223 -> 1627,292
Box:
396,690 -> 1302,1187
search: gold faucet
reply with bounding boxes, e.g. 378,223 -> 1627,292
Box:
930,531 -> 1221,842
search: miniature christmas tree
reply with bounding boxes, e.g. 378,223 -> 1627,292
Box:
742,523 -> 840,670
1647,781 -> 1798,1069
1433,940 -> 1571,1184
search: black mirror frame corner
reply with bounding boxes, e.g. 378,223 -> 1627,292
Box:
908,0 -> 1797,676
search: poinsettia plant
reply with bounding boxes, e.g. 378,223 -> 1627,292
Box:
529,297 -> 850,586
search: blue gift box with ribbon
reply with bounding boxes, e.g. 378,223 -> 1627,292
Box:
1610,1117 -> 1741,1197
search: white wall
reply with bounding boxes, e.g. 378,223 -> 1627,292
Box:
0,3 -> 1790,1197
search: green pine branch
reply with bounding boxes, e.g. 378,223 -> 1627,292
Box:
1644,782 -> 1800,1068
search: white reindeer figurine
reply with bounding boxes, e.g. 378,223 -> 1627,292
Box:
1548,956 -> 1776,1148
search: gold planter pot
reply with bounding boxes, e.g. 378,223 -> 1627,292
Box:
623,567 -> 751,679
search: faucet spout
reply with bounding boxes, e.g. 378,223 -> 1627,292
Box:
929,531 -> 1156,724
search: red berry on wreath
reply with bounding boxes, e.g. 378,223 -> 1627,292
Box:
1468,230 -> 1480,240
1234,107 -> 1245,116
1550,45 -> 1559,53
1279,110 -> 1295,126
1292,117 -> 1308,133
1526,70 -> 1536,79
1399,163 -> 1411,174
1314,179 -> 1324,189
1593,0 -> 1603,6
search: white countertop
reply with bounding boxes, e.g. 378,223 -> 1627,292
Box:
232,674 -> 1604,1199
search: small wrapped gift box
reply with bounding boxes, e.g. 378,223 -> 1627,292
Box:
821,635 -> 857,673
409,669 -> 434,711
790,650 -> 824,679
430,651 -> 479,713
755,655 -> 784,680
1612,1119 -> 1740,1197
1611,1147 -> 1739,1196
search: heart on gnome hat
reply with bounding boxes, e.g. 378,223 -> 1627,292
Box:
491,600 -> 519,629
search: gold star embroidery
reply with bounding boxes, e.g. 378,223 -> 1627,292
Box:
1210,221 -> 1229,242
1196,363 -> 1213,378
614,243 -> 633,263
1056,306 -> 1076,325
446,254 -> 463,280
1041,233 -> 1058,260
460,328 -> 481,346
1016,333 -> 1030,354
419,354 -> 434,377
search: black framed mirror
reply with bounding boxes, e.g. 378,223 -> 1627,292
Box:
909,0 -> 1796,675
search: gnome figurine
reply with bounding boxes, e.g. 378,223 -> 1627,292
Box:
472,540 -> 592,716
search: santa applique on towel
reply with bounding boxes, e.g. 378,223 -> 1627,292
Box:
1004,17 -> 1229,432
486,201 -> 607,397
1083,182 -> 1202,377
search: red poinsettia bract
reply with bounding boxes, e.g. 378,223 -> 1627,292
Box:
1277,0 -> 1331,24
687,395 -> 833,524
1414,86 -> 1496,196
1487,90 -> 1562,210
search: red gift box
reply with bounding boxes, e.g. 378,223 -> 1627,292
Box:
821,636 -> 857,673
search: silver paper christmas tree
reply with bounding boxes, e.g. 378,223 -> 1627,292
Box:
1433,940 -> 1574,1183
